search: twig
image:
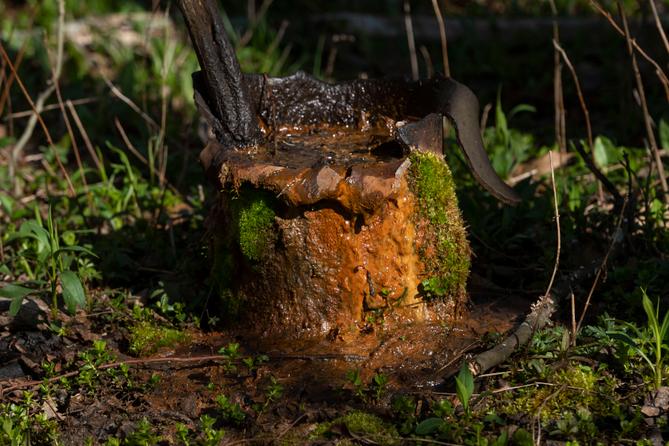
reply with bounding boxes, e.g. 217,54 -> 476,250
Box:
101,75 -> 159,131
0,38 -> 28,118
589,0 -> 669,101
5,97 -> 98,119
648,0 -> 669,57
0,43 -> 74,196
545,152 -> 561,298
419,45 -> 434,78
618,2 -> 668,199
403,0 -> 419,81
66,99 -> 103,173
549,0 -> 567,154
570,291 -> 577,346
575,196 -> 628,332
11,0 -> 68,191
468,294 -> 555,376
430,0 -> 450,77
553,40 -> 622,205
53,72 -> 88,193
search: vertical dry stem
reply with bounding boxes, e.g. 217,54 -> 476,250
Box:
553,41 -> 622,205
549,0 -> 566,154
590,0 -> 669,101
403,0 -> 419,80
618,2 -> 668,198
0,42 -> 74,196
431,0 -> 450,77
648,0 -> 669,56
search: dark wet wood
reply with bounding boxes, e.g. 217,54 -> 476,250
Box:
176,0 -> 263,148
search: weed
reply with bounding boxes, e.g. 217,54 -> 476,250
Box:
608,289 -> 669,389
215,393 -> 246,425
455,363 -> 475,416
218,342 -> 241,373
3,206 -> 94,316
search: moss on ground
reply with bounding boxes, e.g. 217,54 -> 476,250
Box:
311,410 -> 400,445
408,152 -> 471,299
128,320 -> 188,356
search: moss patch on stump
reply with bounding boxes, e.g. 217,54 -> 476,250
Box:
408,151 -> 471,300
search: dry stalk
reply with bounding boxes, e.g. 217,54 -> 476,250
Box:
0,27 -> 29,116
618,1 -> 668,199
431,0 -> 450,77
53,73 -> 88,193
575,196 -> 628,333
66,99 -> 103,172
102,75 -> 159,131
553,41 -> 623,205
589,0 -> 669,101
544,151 -> 561,298
549,0 -> 566,153
648,0 -> 669,56
0,43 -> 74,196
403,0 -> 419,80
6,97 -> 98,119
419,45 -> 434,78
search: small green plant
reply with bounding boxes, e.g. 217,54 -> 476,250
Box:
455,363 -> 475,416
609,289 -> 669,389
346,368 -> 366,399
218,342 -> 241,372
3,206 -> 94,316
215,394 -> 246,424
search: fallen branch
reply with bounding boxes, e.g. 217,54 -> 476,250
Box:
468,294 -> 556,376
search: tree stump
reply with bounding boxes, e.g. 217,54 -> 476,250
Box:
176,0 -> 519,345
201,73 -> 475,341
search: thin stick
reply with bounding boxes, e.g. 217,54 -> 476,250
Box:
419,45 -> 434,78
576,197 -> 628,332
431,0 -> 450,77
403,0 -> 419,81
544,151 -> 561,298
549,0 -> 566,153
570,291 -> 577,346
5,98 -> 98,119
0,43 -> 74,196
648,0 -> 669,57
618,2 -> 668,199
0,40 -> 28,118
53,72 -> 88,193
101,75 -> 159,131
589,0 -> 669,101
66,99 -> 103,173
554,41 -> 622,204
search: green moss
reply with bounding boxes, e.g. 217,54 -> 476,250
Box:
500,365 -> 619,422
408,152 -> 470,299
128,320 -> 188,356
310,411 -> 400,445
234,190 -> 276,262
